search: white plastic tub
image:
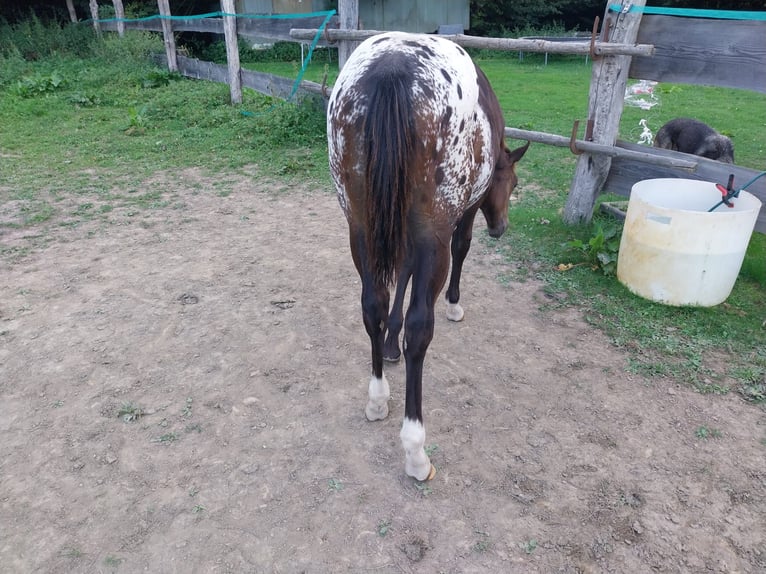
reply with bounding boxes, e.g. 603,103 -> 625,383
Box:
617,178 -> 762,306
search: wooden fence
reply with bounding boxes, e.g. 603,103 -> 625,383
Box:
85,1 -> 765,231
88,1 -> 338,103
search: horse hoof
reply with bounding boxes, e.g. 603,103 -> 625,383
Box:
426,464 -> 437,481
446,302 -> 464,322
365,402 -> 389,421
383,353 -> 401,364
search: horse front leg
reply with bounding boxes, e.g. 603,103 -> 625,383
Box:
400,238 -> 450,481
350,228 -> 391,422
445,205 -> 480,322
383,253 -> 412,363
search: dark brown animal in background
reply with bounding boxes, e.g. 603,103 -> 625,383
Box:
653,118 -> 734,163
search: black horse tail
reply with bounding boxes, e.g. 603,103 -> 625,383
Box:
363,71 -> 415,288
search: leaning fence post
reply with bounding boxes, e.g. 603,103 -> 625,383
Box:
89,0 -> 101,35
112,0 -> 125,36
221,0 -> 243,104
337,0 -> 359,70
156,0 -> 178,72
563,0 -> 646,225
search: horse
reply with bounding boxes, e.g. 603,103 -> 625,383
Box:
327,31 -> 529,481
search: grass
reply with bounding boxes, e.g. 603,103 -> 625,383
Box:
1,24 -> 765,401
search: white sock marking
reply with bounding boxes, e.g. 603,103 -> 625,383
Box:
365,374 -> 390,421
400,418 -> 432,480
446,301 -> 465,322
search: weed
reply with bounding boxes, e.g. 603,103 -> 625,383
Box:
731,366 -> 766,403
153,432 -> 178,444
695,426 -> 723,439
14,70 -> 65,97
51,400 -> 64,408
67,92 -> 101,107
328,478 -> 343,492
414,482 -> 432,497
61,546 -> 83,558
104,555 -> 122,567
563,222 -> 621,276
521,539 -> 538,554
181,397 -> 193,418
738,381 -> 766,403
185,423 -> 203,433
473,530 -> 491,553
192,504 -> 205,513
118,402 -> 143,422
693,380 -> 730,395
424,444 -> 439,457
141,69 -> 181,89
377,520 -> 391,537
124,105 -> 148,135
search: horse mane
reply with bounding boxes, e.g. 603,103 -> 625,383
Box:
363,68 -> 415,287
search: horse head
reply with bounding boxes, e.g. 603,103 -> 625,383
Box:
480,141 -> 530,237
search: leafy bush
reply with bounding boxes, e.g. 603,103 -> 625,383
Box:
193,39 -> 305,64
563,221 -> 621,275
90,30 -> 163,64
0,16 -> 95,60
14,70 -> 66,97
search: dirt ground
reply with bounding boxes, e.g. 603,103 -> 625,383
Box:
1,169 -> 765,574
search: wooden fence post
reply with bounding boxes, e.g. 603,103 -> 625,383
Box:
563,0 -> 646,225
112,0 -> 125,36
156,0 -> 178,72
337,0 -> 359,70
89,0 -> 101,35
221,0 -> 243,104
66,0 -> 78,22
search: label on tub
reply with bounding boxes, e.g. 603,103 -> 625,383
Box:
646,213 -> 672,225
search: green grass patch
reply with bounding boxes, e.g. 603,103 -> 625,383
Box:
495,194 -> 766,393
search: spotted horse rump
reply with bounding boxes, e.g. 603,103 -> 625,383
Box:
327,31 -> 529,481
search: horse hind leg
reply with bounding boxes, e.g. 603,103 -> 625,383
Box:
362,277 -> 391,421
350,229 -> 392,422
400,238 -> 450,481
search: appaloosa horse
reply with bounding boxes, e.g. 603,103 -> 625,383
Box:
328,31 -> 529,481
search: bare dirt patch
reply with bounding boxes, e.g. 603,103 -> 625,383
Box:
1,172 -> 765,573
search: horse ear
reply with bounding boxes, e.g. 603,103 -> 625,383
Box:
506,141 -> 530,164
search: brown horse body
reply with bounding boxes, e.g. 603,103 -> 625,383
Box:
328,32 -> 528,480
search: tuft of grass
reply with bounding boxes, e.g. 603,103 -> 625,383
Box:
414,482 -> 432,497
118,402 -> 143,422
473,530 -> 491,553
61,546 -> 84,559
377,520 -> 391,537
695,426 -> 723,440
521,539 -> 538,554
152,432 -> 178,444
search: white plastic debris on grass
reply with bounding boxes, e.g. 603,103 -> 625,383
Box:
637,118 -> 653,146
624,80 -> 659,110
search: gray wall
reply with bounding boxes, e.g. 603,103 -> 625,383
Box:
360,0 -> 469,34
236,0 -> 331,14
